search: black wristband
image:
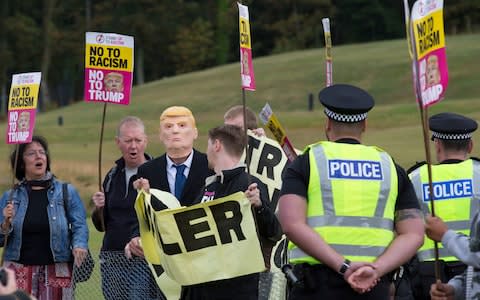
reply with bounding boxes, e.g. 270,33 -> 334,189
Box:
338,259 -> 351,275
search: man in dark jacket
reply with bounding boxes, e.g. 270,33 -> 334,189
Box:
91,116 -> 163,300
180,124 -> 282,300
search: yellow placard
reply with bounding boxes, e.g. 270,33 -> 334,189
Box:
239,17 -> 251,49
413,9 -> 445,59
8,84 -> 40,110
85,44 -> 133,71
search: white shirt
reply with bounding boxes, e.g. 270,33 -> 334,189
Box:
125,167 -> 138,197
166,151 -> 194,195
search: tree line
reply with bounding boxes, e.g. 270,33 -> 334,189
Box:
0,0 -> 478,113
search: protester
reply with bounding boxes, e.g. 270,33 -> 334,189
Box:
180,124 -> 282,300
128,106 -> 213,256
224,105 -> 278,298
0,135 -> 88,300
224,105 -> 265,136
91,116 -> 162,300
405,113 -> 479,300
277,84 -> 424,299
426,213 -> 480,300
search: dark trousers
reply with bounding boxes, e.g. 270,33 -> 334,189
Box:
180,273 -> 259,300
289,264 -> 391,300
411,260 -> 467,300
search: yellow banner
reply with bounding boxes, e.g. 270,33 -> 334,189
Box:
8,84 -> 40,110
136,190 -> 265,286
135,190 -> 181,299
136,132 -> 298,299
85,44 -> 133,71
413,10 -> 445,59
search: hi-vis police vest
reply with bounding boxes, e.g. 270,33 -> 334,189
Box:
288,141 -> 398,264
409,159 -> 480,262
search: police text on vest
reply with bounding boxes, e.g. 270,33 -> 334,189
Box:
328,160 -> 383,180
422,179 -> 473,201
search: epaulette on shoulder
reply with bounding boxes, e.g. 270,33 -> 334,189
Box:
407,161 -> 427,174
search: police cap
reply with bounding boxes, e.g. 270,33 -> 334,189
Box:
429,112 -> 478,140
319,84 -> 374,123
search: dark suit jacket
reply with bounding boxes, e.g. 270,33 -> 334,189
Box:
137,148 -> 212,206
131,149 -> 213,238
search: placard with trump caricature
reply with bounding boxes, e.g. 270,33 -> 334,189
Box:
411,0 -> 448,107
84,32 -> 134,105
6,72 -> 41,144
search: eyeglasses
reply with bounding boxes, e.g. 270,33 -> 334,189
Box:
24,150 -> 47,157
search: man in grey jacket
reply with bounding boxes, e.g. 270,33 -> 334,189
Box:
426,213 -> 480,299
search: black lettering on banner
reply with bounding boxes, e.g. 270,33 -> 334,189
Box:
143,199 -> 153,232
257,143 -> 282,180
240,20 -> 249,46
151,264 -> 165,277
247,134 -> 292,211
89,56 -> 97,66
427,17 -> 434,32
246,136 -> 260,164
416,22 -> 425,37
90,46 -> 104,56
175,208 -> 216,252
11,88 -> 20,97
267,121 -> 284,143
88,44 -> 128,70
89,57 -> 128,69
159,229 -> 182,255
143,195 -> 182,255
21,87 -> 30,96
210,201 -> 246,244
106,47 -> 120,57
10,97 -> 34,108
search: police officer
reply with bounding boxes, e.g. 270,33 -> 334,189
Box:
278,84 -> 424,299
407,112 -> 479,300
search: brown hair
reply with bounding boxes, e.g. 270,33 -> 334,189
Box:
208,125 -> 247,158
224,105 -> 258,130
10,135 -> 51,180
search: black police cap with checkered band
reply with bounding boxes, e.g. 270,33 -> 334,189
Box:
319,84 -> 374,123
429,112 -> 478,140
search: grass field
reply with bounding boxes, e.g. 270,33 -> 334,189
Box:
0,33 -> 479,208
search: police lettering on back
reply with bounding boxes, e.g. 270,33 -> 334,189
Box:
422,179 -> 473,201
328,159 -> 383,180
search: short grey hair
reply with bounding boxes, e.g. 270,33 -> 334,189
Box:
116,116 -> 146,137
